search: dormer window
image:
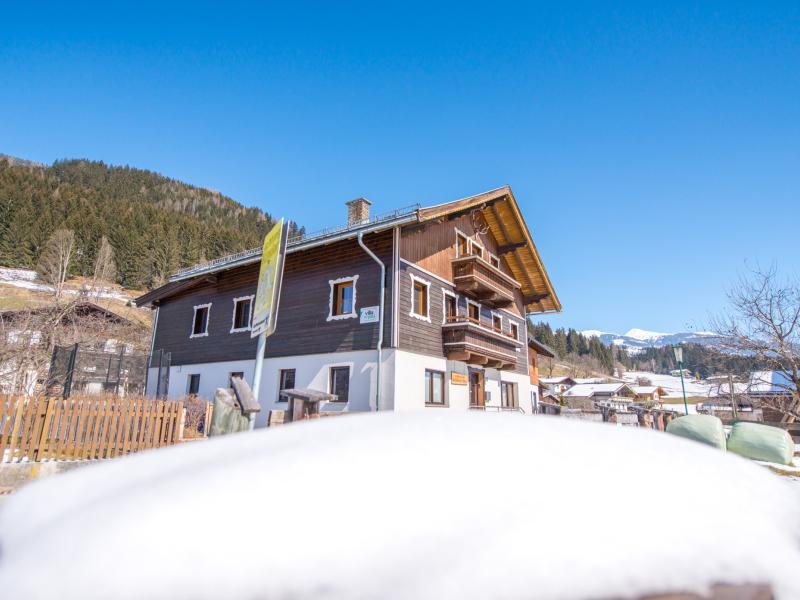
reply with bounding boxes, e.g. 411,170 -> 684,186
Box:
191,303 -> 211,338
231,295 -> 254,333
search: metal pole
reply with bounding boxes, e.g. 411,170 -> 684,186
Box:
728,373 -> 738,420
678,361 -> 688,415
249,332 -> 267,430
357,231 -> 385,412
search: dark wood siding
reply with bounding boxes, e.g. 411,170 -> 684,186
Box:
397,262 -> 528,375
151,231 -> 394,366
400,214 -> 527,318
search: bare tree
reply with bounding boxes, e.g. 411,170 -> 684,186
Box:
38,229 -> 75,301
91,236 -> 117,297
711,266 -> 800,422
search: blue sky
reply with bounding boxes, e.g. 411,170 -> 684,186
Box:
2,2 -> 798,333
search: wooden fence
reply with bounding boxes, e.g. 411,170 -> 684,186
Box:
0,395 -> 185,463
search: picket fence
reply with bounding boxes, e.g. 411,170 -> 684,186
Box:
0,395 -> 185,463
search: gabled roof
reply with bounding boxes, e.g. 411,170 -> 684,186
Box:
632,386 -> 667,396
540,376 -> 576,386
528,337 -> 555,357
748,371 -> 795,395
136,186 -> 561,313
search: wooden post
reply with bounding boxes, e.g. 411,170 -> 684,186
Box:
729,374 -> 738,420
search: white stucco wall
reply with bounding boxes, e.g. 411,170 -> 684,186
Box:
146,347 -> 533,425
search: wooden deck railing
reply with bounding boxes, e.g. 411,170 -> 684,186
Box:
0,395 -> 185,463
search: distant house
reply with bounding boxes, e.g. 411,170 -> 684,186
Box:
747,371 -> 795,398
539,376 -> 576,395
669,368 -> 693,378
563,383 -> 637,411
631,385 -> 667,403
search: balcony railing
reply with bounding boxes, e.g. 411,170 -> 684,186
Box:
451,255 -> 521,308
442,316 -> 522,370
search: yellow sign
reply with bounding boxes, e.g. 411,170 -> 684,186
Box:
451,372 -> 468,385
251,219 -> 288,338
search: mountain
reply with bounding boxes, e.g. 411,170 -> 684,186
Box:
0,156 -> 303,289
581,328 -> 721,353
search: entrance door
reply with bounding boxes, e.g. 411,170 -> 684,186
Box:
469,369 -> 485,408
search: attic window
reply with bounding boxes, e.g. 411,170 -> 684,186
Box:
489,253 -> 500,268
191,303 -> 211,338
509,322 -> 519,341
470,242 -> 484,259
328,276 -> 358,321
456,232 -> 469,257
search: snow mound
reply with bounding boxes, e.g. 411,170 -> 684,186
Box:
0,413 -> 798,599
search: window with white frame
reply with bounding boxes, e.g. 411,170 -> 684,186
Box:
491,312 -> 503,332
190,303 -> 211,338
409,273 -> 431,322
470,240 -> 484,259
501,381 -> 517,408
425,369 -> 446,405
488,252 -> 501,268
230,295 -> 254,333
509,321 -> 520,341
442,289 -> 458,324
327,275 -> 358,321
456,231 -> 469,257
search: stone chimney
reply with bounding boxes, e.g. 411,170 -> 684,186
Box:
346,197 -> 372,226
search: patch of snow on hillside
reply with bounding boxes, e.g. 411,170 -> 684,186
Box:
0,413 -> 799,599
580,329 -> 606,338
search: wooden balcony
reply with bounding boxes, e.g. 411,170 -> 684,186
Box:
451,255 -> 521,308
442,316 -> 522,370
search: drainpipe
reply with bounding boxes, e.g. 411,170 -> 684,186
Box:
357,232 -> 385,411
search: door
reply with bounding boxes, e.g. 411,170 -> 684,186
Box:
469,368 -> 485,408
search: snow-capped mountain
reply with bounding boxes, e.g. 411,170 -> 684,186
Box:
581,328 -> 721,353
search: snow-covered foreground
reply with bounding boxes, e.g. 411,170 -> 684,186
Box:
1,413 -> 799,599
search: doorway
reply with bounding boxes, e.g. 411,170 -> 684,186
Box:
469,368 -> 485,408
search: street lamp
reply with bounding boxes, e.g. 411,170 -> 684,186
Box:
673,344 -> 689,415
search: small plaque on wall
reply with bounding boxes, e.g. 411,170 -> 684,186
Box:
360,306 -> 379,324
451,372 -> 468,385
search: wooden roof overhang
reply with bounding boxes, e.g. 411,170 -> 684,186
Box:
417,186 -> 561,315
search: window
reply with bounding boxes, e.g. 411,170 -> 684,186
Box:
409,274 -> 430,322
229,371 -> 244,388
501,382 -> 517,408
191,303 -> 211,338
509,322 -> 519,341
468,300 -> 480,323
328,276 -> 358,321
425,369 -> 446,405
492,314 -> 502,332
278,368 -> 296,402
442,291 -> 457,323
187,374 -> 201,395
456,232 -> 469,257
329,366 -> 350,403
470,242 -> 484,259
231,296 -> 253,332
489,253 -> 500,268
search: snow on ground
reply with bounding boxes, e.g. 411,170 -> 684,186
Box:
1,412 -> 799,599
0,267 -> 131,302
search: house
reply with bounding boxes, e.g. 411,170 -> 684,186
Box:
0,301 -> 147,395
539,376 -> 576,395
631,385 -> 667,403
136,187 -> 560,424
563,383 -> 636,411
527,337 -> 555,413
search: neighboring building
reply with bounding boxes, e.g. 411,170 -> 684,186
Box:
527,337 -> 555,413
631,385 -> 667,403
747,371 -> 796,398
539,376 -> 576,395
563,383 -> 636,411
0,301 -> 146,395
136,187 -> 561,425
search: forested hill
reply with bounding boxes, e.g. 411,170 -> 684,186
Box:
0,157 -> 302,289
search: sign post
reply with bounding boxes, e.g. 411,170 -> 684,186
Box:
249,219 -> 289,430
